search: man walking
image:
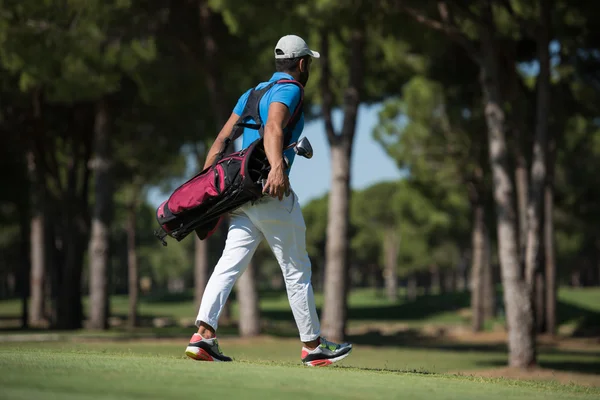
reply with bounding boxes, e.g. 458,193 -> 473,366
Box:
185,35 -> 352,367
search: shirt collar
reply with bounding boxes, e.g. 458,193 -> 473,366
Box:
270,72 -> 295,81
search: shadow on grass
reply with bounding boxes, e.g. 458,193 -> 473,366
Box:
477,359 -> 600,375
332,365 -> 437,376
262,290 -> 600,337
261,291 -> 472,323
140,288 -> 286,304
141,291 -> 194,303
557,300 -> 600,337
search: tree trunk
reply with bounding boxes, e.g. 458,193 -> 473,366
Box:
194,237 -> 210,309
597,243 -> 600,286
19,198 -> 30,328
56,204 -> 87,330
407,273 -> 418,302
535,270 -> 546,333
88,99 -> 112,330
423,273 -> 431,295
127,200 -> 139,330
322,143 -> 352,341
372,263 -> 383,290
430,265 -> 441,295
480,25 -> 535,367
483,228 -> 496,321
45,222 -> 58,326
237,262 -> 261,337
471,201 -> 485,332
597,240 -> 600,287
515,147 -> 529,264
27,150 -> 45,327
195,0 -> 231,321
571,269 -> 581,287
320,25 -> 364,342
383,227 -> 399,301
359,264 -> 370,287
545,137 -> 557,335
444,270 -> 455,293
57,233 -> 85,330
456,254 -> 467,292
524,0 -> 551,334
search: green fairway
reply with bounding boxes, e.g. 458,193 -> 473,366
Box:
0,343 -> 598,400
3,337 -> 597,375
1,288 -> 599,399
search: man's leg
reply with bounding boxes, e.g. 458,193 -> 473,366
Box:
247,192 -> 320,344
196,210 -> 263,331
248,192 -> 352,366
186,210 -> 263,361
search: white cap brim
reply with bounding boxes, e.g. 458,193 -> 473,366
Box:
275,49 -> 321,59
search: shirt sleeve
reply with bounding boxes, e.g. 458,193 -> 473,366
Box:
233,89 -> 252,115
270,83 -> 302,116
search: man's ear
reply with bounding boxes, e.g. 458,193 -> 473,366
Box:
299,58 -> 306,72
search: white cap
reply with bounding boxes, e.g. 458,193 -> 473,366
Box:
274,35 -> 320,59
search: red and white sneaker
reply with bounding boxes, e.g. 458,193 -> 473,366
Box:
301,337 -> 353,367
185,333 -> 232,362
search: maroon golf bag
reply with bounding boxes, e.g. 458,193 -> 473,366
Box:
154,78 -> 303,245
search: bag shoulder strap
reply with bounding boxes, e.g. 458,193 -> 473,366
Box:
214,79 -> 304,166
276,79 -> 305,146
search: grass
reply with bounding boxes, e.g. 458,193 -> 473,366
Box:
1,288 -> 599,398
1,341 -> 599,400
1,287 -> 598,327
3,337 -> 598,375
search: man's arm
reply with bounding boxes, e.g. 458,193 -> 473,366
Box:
262,102 -> 291,200
203,112 -> 242,170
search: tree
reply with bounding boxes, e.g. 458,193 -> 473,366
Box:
374,66 -> 486,325
194,0 -> 229,313
126,188 -> 139,329
397,0 -> 541,367
523,0 -> 552,335
302,194 -> 329,290
26,102 -> 45,327
88,98 -> 112,330
352,183 -> 401,301
319,19 -> 366,341
0,106 -> 30,325
236,261 -> 261,336
0,0 -> 159,328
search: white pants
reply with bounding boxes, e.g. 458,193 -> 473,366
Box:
195,191 -> 321,342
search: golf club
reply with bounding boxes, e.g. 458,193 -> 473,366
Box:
283,137 -> 313,168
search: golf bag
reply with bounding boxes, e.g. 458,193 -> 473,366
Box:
154,78 -> 304,246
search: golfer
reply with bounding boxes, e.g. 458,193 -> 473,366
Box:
185,35 -> 352,367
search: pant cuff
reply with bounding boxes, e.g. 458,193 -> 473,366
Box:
195,318 -> 218,331
300,332 -> 320,342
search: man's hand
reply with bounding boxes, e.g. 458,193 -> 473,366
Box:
262,161 -> 290,200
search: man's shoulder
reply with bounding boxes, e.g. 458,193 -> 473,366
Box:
269,81 -> 302,103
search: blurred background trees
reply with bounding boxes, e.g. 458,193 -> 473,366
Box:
0,0 -> 599,370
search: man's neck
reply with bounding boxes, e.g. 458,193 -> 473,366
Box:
279,71 -> 299,81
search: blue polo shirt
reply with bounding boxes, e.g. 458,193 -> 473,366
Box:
233,72 -> 305,172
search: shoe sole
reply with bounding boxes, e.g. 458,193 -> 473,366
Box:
185,345 -> 222,362
303,348 -> 353,367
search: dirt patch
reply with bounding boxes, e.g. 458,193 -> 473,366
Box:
453,366 -> 600,388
